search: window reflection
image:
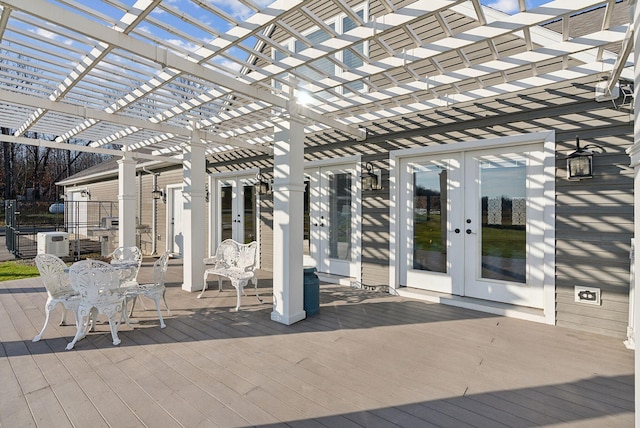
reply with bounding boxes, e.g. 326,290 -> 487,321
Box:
412,166 -> 447,273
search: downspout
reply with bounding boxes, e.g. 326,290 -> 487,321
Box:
141,166 -> 159,256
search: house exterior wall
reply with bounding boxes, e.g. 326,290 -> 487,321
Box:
63,166 -> 209,258
63,77 -> 634,339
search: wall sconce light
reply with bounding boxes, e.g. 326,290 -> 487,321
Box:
566,137 -> 602,180
257,173 -> 271,195
151,188 -> 166,203
80,189 -> 91,199
362,162 -> 382,190
205,183 -> 209,203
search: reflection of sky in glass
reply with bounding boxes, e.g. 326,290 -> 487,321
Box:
415,171 -> 440,193
414,166 -> 444,193
481,161 -> 525,198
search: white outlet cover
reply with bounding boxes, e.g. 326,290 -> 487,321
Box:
574,286 -> 601,305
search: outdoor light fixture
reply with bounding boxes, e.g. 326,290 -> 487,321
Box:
362,162 -> 382,191
566,137 -> 602,180
256,172 -> 271,195
151,189 -> 165,203
80,189 -> 91,199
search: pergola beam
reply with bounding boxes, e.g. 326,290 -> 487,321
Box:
1,0 -> 366,143
0,133 -> 182,163
0,89 -> 271,153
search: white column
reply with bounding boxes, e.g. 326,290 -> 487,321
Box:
117,153 -> 137,248
181,135 -> 207,292
271,116 -> 306,325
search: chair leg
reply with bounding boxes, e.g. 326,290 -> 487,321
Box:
232,279 -> 248,311
235,284 -> 242,311
66,307 -> 92,350
197,272 -> 209,298
33,298 -> 54,342
119,298 -> 134,328
162,289 -> 171,315
152,295 -> 166,328
128,295 -> 137,317
59,308 -> 71,326
253,277 -> 262,304
106,311 -> 122,346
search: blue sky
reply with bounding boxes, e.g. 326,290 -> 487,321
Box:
483,0 -> 550,14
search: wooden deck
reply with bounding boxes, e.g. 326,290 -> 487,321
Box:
0,257 -> 634,427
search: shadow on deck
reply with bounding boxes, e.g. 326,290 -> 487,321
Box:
0,257 -> 634,427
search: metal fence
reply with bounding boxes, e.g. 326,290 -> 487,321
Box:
3,200 -> 118,260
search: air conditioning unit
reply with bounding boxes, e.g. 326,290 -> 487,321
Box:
37,232 -> 69,257
101,217 -> 119,229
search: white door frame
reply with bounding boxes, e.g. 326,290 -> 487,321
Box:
166,184 -> 183,256
305,156 -> 362,282
207,169 -> 260,257
67,188 -> 89,237
390,132 -> 556,324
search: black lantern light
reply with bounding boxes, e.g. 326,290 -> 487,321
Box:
362,162 -> 382,190
151,188 -> 165,202
566,137 -> 601,180
256,173 -> 271,195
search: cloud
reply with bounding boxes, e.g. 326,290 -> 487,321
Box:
34,28 -> 58,40
207,0 -> 263,21
485,0 -> 519,14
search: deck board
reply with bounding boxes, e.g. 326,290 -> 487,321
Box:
0,258 -> 634,427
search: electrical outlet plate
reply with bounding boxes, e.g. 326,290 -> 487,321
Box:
574,286 -> 601,305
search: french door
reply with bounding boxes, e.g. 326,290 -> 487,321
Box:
306,164 -> 360,278
400,144 -> 545,308
167,186 -> 184,256
215,175 -> 257,244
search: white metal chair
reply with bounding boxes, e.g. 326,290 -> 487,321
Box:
120,251 -> 171,328
32,254 -> 79,342
108,246 -> 143,287
199,239 -> 261,311
65,259 -> 125,350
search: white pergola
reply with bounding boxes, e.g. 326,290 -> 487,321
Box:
0,0 -> 637,416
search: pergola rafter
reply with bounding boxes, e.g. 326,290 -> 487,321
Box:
0,0 -> 630,159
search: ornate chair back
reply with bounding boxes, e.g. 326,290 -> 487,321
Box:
152,251 -> 170,288
68,259 -> 120,303
35,253 -> 72,298
32,253 -> 78,342
215,239 -> 257,271
65,259 -> 125,350
109,246 -> 143,286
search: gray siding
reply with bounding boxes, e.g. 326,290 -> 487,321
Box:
66,77 -> 635,339
259,195 -> 274,271
361,158 -> 391,287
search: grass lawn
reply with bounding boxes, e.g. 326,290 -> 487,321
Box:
0,260 -> 39,281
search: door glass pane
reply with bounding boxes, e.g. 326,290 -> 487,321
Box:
304,181 -> 310,255
220,185 -> 232,241
480,158 -> 526,283
329,173 -> 351,260
243,185 -> 256,243
412,166 -> 447,273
